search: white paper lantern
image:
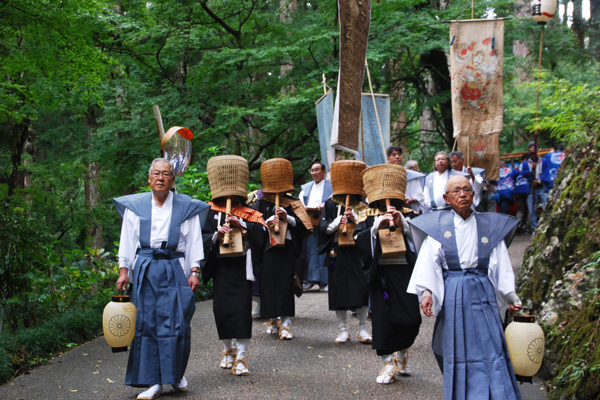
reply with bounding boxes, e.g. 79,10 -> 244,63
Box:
103,295 -> 137,353
531,0 -> 557,25
505,314 -> 545,382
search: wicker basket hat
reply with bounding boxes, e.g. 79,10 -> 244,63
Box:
362,164 -> 407,207
331,160 -> 366,196
207,155 -> 249,201
260,158 -> 294,193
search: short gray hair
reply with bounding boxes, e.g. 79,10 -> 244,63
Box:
449,150 -> 463,160
404,160 -> 418,169
434,151 -> 449,161
148,158 -> 174,175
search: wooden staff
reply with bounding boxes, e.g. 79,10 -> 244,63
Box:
274,193 -> 280,234
385,199 -> 396,232
342,195 -> 351,236
223,197 -> 232,247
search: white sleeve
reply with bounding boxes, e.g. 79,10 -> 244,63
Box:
407,236 -> 446,315
422,186 -> 432,214
299,190 -> 306,206
326,215 -> 343,234
118,209 -> 140,270
286,214 -> 297,227
180,214 -> 204,278
487,239 -> 518,311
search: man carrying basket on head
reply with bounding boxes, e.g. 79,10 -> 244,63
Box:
353,164 -> 422,384
201,155 -> 270,376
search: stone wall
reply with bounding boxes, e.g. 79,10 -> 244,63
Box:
517,140 -> 600,399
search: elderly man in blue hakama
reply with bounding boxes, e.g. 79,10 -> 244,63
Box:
114,158 -> 209,400
408,175 -> 523,400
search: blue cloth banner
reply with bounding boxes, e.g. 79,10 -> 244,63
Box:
316,89 -> 335,169
359,93 -> 390,166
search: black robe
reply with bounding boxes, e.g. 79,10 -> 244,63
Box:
354,210 -> 422,355
319,200 -> 369,310
255,197 -> 307,318
202,208 -> 269,340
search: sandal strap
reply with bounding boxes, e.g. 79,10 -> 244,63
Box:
220,347 -> 237,357
278,325 -> 292,339
230,357 -> 250,374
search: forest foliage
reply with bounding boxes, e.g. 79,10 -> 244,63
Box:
1,0 -> 600,392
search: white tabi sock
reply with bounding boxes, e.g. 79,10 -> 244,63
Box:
335,310 -> 349,331
280,317 -> 292,327
222,339 -> 234,351
356,306 -> 369,326
236,338 -> 250,360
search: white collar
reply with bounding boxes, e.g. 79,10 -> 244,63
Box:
151,190 -> 173,209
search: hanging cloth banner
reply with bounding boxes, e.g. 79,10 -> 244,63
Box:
450,19 -> 504,137
457,134 -> 500,181
330,0 -> 371,153
315,89 -> 336,170
360,93 -> 390,166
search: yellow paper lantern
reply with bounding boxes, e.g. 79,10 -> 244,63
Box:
103,295 -> 137,353
531,0 -> 557,25
505,314 -> 545,383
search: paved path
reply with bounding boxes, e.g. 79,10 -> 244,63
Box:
0,234 -> 547,399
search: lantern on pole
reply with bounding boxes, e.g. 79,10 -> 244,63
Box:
531,0 -> 557,25
530,0 -> 557,209
103,294 -> 137,353
505,314 -> 546,383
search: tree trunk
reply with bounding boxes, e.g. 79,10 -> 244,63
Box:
5,122 -> 31,212
590,0 -> 600,54
84,110 -> 104,259
572,0 -> 585,47
420,49 -> 454,147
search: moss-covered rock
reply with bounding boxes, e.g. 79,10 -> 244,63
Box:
517,139 -> 600,399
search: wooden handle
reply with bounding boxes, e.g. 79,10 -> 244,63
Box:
153,106 -> 166,156
274,193 -> 280,234
342,195 -> 351,236
386,199 -> 396,232
223,197 -> 232,247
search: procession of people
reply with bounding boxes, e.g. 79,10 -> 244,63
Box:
114,145 -> 534,399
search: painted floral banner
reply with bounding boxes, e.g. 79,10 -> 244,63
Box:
450,19 -> 504,137
457,134 -> 500,181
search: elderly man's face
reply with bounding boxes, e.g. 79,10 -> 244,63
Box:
148,160 -> 174,193
387,150 -> 403,166
449,155 -> 464,171
443,176 -> 473,212
310,163 -> 326,184
434,154 -> 450,173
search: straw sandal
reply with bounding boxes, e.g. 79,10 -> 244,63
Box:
220,347 -> 236,369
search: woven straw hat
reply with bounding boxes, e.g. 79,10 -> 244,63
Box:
331,160 -> 366,196
362,164 -> 407,206
260,158 -> 294,193
207,155 -> 249,201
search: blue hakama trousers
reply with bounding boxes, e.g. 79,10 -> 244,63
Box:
434,269 -> 521,400
125,251 -> 196,387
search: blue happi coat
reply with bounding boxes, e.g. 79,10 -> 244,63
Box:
409,211 -> 522,400
113,192 -> 209,387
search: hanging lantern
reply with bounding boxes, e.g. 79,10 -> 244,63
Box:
505,314 -> 545,383
531,0 -> 557,25
103,295 -> 137,353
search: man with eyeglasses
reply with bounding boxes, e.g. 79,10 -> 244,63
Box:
299,162 -> 333,291
407,175 -> 523,400
114,158 -> 209,400
423,151 -> 468,213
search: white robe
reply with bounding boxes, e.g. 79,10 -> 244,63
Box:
117,191 -> 204,278
407,211 -> 519,316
